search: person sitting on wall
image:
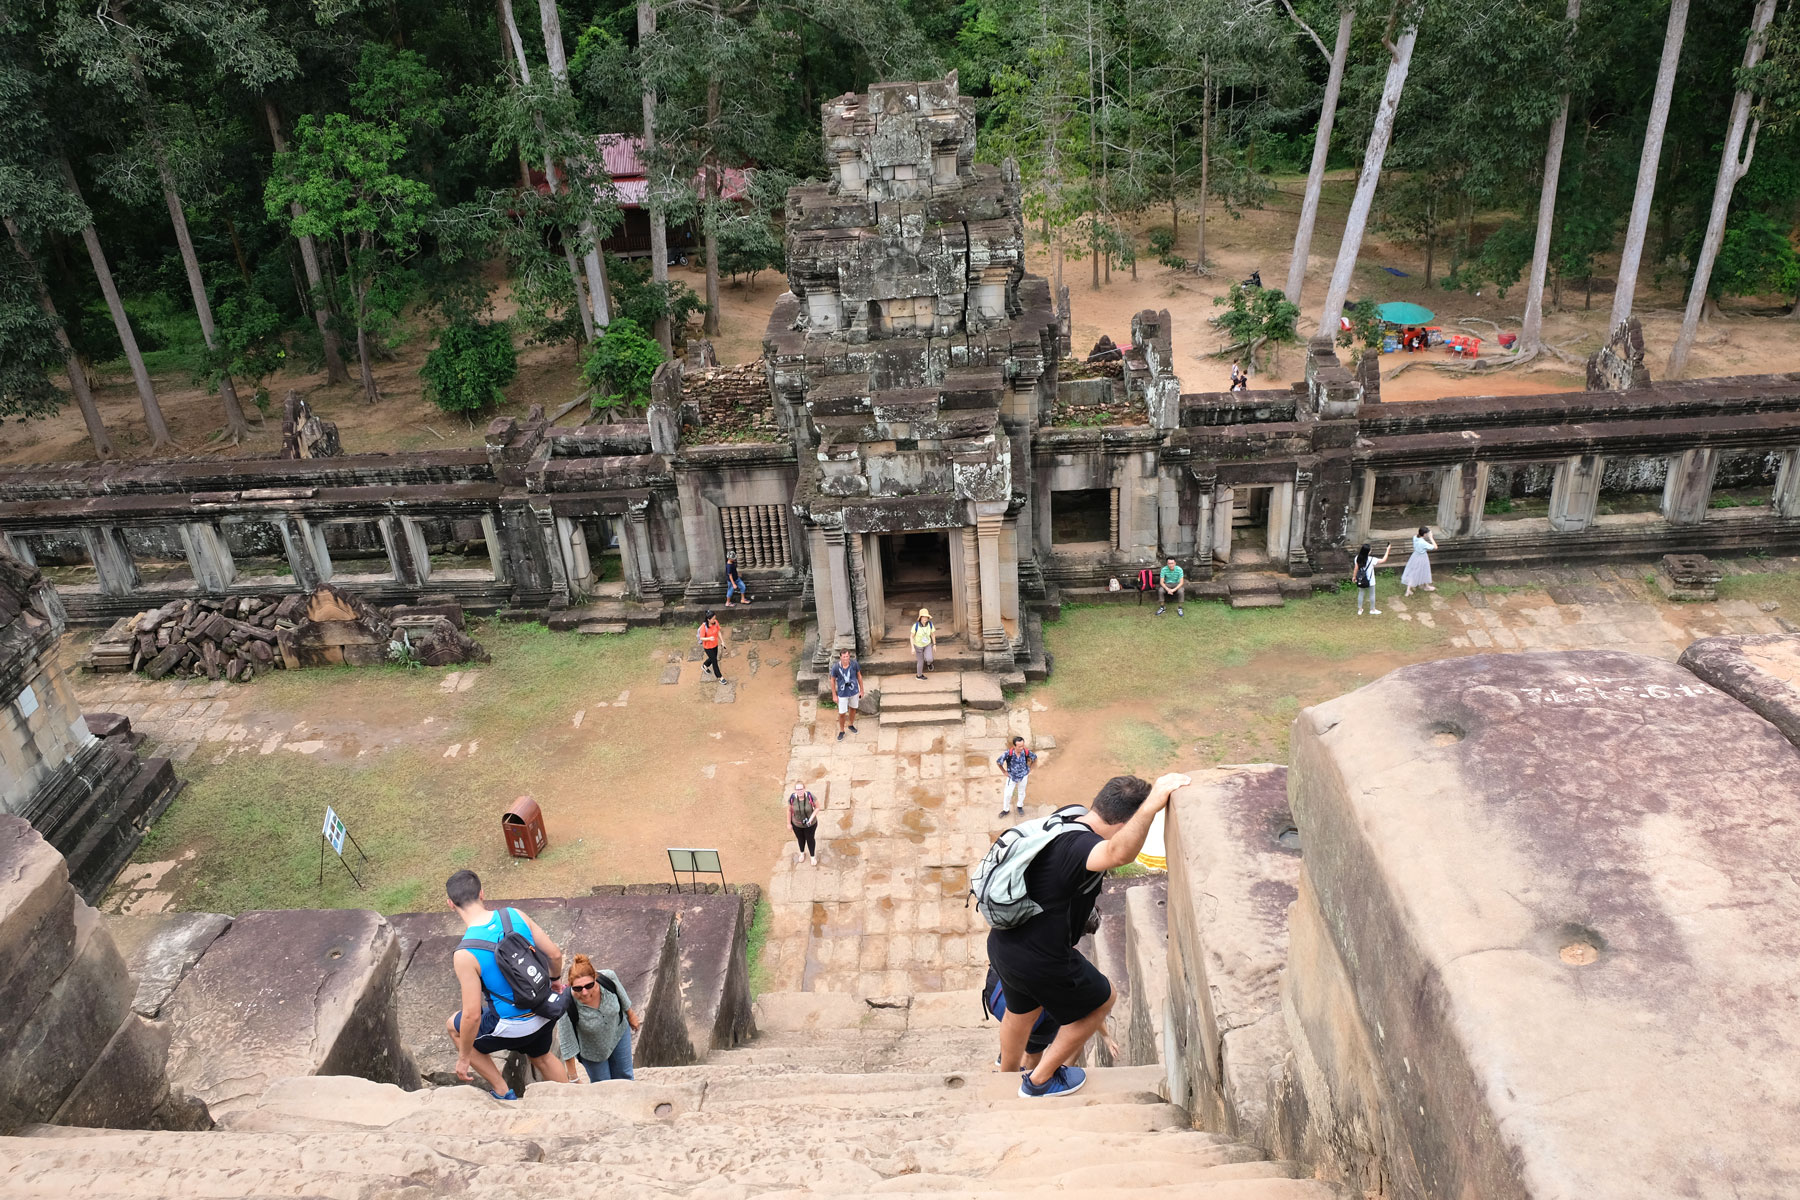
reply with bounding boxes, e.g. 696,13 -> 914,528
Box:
1155,557 -> 1185,617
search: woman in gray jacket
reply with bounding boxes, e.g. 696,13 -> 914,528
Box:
555,953 -> 643,1081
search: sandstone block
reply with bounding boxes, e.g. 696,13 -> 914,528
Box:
1162,763 -> 1298,1149
1285,649 -> 1800,1200
162,908 -> 415,1121
1679,632 -> 1800,751
0,817 -> 78,1049
105,911 -> 231,1018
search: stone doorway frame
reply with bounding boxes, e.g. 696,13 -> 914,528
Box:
865,528 -> 966,644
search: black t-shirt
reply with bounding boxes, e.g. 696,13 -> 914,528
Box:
988,827 -> 1105,975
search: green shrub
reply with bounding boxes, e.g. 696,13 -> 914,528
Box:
420,318 -> 517,415
581,317 -> 665,416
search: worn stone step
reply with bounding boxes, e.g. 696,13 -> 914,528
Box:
879,708 -> 966,726
879,690 -> 965,712
575,621 -> 628,635
876,671 -> 965,694
1226,573 -> 1283,594
1229,594 -> 1286,610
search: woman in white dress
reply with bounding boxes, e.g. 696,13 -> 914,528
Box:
1401,526 -> 1437,597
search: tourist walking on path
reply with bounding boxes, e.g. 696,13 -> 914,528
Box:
697,611 -> 724,680
555,953 -> 642,1082
830,648 -> 864,741
1353,542 -> 1392,616
910,607 -> 937,679
786,781 -> 822,865
987,772 -> 1189,1097
443,870 -> 571,1097
995,735 -> 1038,818
723,555 -> 750,606
1156,557 -> 1185,616
1401,526 -> 1437,597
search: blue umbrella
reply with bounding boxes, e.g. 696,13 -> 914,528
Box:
1375,301 -> 1436,325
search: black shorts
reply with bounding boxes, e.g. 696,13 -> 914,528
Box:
453,1007 -> 556,1058
987,940 -> 1113,1026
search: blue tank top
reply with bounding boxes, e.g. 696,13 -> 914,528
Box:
462,908 -> 536,1019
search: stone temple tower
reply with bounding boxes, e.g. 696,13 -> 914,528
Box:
765,73 -> 1059,674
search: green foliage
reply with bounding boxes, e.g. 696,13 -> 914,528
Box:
1711,211 -> 1800,301
605,255 -> 706,340
420,319 -> 518,415
1213,283 -> 1300,367
1337,299 -> 1383,365
581,318 -> 665,415
212,294 -> 287,411
1147,226 -> 1188,270
1448,220 -> 1536,299
0,241 -> 65,422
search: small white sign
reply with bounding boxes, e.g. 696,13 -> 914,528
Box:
15,685 -> 37,719
322,806 -> 347,856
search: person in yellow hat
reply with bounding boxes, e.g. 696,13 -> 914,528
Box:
910,607 -> 937,680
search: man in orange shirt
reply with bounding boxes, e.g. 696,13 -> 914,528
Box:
697,611 -> 724,681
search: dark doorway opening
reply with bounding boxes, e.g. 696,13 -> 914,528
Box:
1052,488 -> 1114,545
1233,486 -> 1271,561
880,530 -> 953,641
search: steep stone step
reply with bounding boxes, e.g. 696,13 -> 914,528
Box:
879,690 -> 965,712
879,708 -> 965,726
877,671 -> 965,694
1230,594 -> 1286,609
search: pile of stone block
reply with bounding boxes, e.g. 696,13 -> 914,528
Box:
1654,552 -> 1723,601
684,361 -> 779,440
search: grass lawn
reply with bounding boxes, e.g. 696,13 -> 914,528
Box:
131,621 -> 799,915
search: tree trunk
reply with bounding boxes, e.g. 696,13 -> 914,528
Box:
1285,4 -> 1354,306
1424,227 -> 1435,288
349,235 -> 381,404
536,0 -> 610,329
639,2 -> 673,355
151,144 -> 250,441
1194,62 -> 1211,272
1318,23 -> 1420,335
1610,0 -> 1689,331
59,155 -> 170,447
501,0 -> 595,342
5,215 -> 113,456
264,99 -> 351,385
1520,0 -> 1579,355
702,66 -> 723,336
1667,0 -> 1776,378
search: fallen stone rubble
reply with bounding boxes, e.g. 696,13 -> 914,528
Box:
84,586 -> 487,679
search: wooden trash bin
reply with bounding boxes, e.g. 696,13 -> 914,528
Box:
503,795 -> 548,859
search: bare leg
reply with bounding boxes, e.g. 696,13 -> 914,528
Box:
444,1013 -> 508,1094
997,1005 -> 1040,1073
1027,985 -> 1115,1087
530,1052 -> 571,1084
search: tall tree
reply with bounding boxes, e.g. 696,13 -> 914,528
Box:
1282,2 -> 1355,307
1319,5 -> 1421,335
265,100 -> 352,384
1520,0 -> 1581,356
3,215 -> 113,454
640,1 -> 672,355
1666,0 -> 1779,376
535,0 -> 612,329
1609,0 -> 1689,330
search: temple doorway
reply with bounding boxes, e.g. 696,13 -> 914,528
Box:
878,530 -> 955,641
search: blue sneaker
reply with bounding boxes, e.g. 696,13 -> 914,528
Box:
1018,1065 -> 1086,1098
491,1088 -> 518,1101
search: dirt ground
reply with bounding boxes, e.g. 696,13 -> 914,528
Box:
92,620 -> 805,915
12,172 -> 1799,465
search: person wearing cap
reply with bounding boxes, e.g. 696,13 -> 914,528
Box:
910,607 -> 937,679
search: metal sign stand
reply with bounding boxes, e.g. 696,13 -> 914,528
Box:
666,848 -> 725,894
319,806 -> 370,888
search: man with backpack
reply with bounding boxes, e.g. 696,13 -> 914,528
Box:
995,735 -> 1038,818
976,771 -> 1189,1098
443,869 -> 571,1096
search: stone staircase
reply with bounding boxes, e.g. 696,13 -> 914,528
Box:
875,670 -> 976,727
2,988 -> 1350,1200
1226,573 -> 1286,610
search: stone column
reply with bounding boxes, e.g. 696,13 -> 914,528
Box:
960,525 -> 982,647
1661,448 -> 1718,527
810,526 -> 838,665
1158,469 -> 1181,559
480,513 -> 511,584
846,532 -> 875,654
1436,463 -> 1491,538
625,499 -> 663,602
399,517 -> 434,583
274,516 -> 322,592
1354,469 -> 1377,542
1266,482 -> 1295,562
180,522 -> 236,593
976,509 -> 1008,659
1211,485 -> 1235,564
1775,450 -> 1800,518
378,516 -> 423,587
1548,454 -> 1604,532
1286,473 -> 1313,575
823,526 -> 856,653
84,527 -> 138,597
677,478 -> 724,605
1193,472 -> 1216,577
1000,521 -> 1021,622
555,516 -> 590,592
295,518 -> 333,584
861,533 -> 886,643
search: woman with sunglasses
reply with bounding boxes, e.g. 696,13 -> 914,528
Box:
553,953 -> 643,1081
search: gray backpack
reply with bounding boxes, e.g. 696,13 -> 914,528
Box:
970,805 -> 1091,929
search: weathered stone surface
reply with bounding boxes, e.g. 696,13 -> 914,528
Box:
1163,764 -> 1299,1149
1122,881 -> 1170,1070
161,908 -> 415,1121
960,673 -> 1004,710
1285,649 -> 1800,1200
0,903 -> 132,1131
49,1013 -> 200,1131
1679,632 -> 1800,751
0,818 -> 78,1050
392,897 -> 694,1088
105,911 -> 232,1019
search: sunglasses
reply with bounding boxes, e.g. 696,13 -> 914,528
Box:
572,981 -> 599,992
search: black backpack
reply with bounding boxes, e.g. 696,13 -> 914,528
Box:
459,909 -> 569,1021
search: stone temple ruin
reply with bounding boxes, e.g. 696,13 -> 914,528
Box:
3,75 -> 1800,1197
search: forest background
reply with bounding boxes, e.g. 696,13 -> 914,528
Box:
5,0 -> 1800,459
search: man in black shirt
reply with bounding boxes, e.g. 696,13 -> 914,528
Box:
988,771 -> 1189,1098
